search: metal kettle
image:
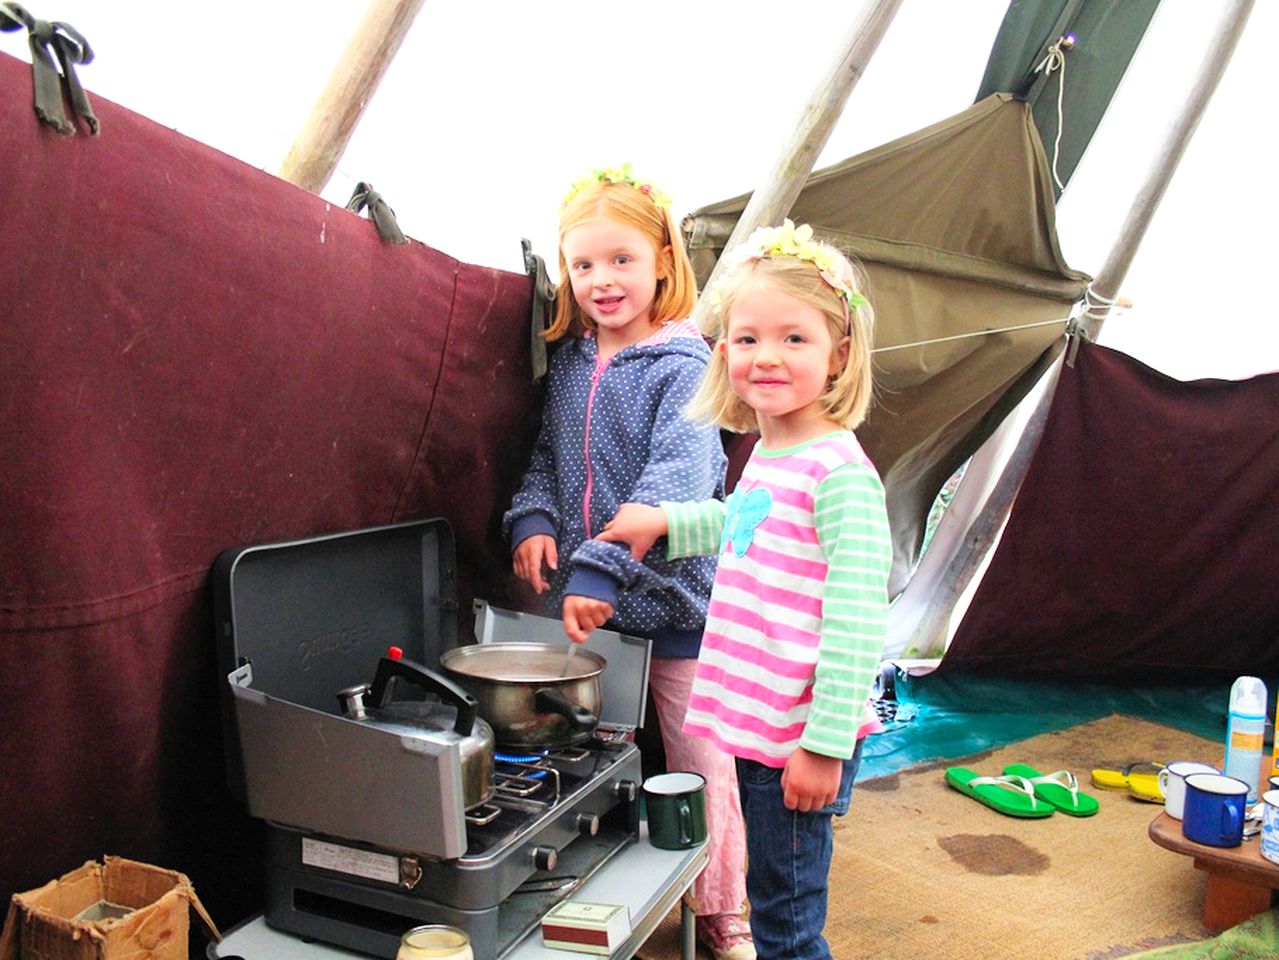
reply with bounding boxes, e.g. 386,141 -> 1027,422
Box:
338,649 -> 496,810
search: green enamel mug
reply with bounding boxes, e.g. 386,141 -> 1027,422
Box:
644,772 -> 707,850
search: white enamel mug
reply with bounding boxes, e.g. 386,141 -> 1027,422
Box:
1261,790 -> 1279,865
1158,761 -> 1221,820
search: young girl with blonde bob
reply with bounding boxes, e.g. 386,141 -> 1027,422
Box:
598,221 -> 892,960
504,166 -> 754,959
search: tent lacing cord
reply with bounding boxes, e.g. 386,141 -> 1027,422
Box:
872,316 -> 1069,355
1077,284 -> 1120,323
0,1 -> 98,135
1064,284 -> 1123,366
875,283 -> 1126,356
1033,35 -> 1073,193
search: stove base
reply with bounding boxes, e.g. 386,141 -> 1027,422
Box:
265,825 -> 637,959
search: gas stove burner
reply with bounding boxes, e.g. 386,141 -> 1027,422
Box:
494,749 -> 548,763
494,749 -> 550,779
493,755 -> 556,800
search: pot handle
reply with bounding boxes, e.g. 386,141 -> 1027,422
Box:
534,686 -> 597,732
369,653 -> 481,737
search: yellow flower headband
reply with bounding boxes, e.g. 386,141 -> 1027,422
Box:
708,219 -> 867,331
562,163 -> 672,210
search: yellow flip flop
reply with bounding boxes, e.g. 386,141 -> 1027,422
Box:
1090,761 -> 1164,802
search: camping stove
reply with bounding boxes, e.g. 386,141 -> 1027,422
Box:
212,523 -> 652,960
262,735 -> 642,960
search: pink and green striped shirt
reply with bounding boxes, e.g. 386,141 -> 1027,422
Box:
661,431 -> 892,766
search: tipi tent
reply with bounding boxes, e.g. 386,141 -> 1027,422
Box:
0,0 -> 1274,948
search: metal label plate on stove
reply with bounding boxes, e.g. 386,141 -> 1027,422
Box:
301,837 -> 400,885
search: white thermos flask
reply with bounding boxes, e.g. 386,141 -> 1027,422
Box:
1224,676 -> 1268,803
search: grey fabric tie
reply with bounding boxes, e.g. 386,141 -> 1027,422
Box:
1,2 -> 98,135
522,238 -> 555,382
345,182 -> 409,245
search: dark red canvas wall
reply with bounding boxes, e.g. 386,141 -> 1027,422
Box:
0,52 -> 542,926
944,340 -> 1279,681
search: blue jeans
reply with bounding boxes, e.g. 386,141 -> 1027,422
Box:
736,740 -> 863,960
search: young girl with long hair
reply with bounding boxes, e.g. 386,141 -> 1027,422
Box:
597,220 -> 892,960
504,166 -> 754,959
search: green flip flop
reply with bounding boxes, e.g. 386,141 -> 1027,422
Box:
944,767 -> 1055,818
1002,764 -> 1100,817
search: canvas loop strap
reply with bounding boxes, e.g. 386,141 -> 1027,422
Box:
345,181 -> 408,244
522,238 -> 555,382
1,2 -> 99,135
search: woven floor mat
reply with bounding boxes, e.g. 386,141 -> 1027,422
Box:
638,714 -> 1228,959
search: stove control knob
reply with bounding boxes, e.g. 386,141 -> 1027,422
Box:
614,780 -> 638,803
576,812 -> 600,836
531,845 -> 558,872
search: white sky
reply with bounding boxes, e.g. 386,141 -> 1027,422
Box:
12,0 -> 1276,381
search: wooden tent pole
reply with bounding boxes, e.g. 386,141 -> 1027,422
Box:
1081,0 -> 1256,334
278,0 -> 427,193
688,0 -> 904,331
902,0 -> 1257,657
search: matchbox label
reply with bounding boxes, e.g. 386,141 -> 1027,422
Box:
301,837 -> 399,884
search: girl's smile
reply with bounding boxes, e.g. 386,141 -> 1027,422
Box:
724,283 -> 848,446
592,294 -> 625,313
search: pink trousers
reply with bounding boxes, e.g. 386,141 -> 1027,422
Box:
647,657 -> 749,917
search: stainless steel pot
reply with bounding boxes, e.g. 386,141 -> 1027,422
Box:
338,654 -> 495,810
439,642 -> 604,748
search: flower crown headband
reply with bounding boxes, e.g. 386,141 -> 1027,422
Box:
707,219 -> 867,333
561,163 -> 672,210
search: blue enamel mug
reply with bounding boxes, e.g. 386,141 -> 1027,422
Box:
1181,772 -> 1249,847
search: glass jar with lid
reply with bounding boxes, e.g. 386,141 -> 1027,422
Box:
396,924 -> 473,960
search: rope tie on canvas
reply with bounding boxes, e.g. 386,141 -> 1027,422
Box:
1078,284 -> 1119,323
1033,34 -> 1075,193
345,182 -> 408,244
1,2 -> 98,135
1064,284 -> 1124,366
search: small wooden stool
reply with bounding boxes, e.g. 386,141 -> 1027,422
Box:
1149,811 -> 1279,931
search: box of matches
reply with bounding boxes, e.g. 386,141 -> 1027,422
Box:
541,900 -> 631,955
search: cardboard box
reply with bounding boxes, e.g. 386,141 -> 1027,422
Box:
541,900 -> 631,955
0,856 -> 220,960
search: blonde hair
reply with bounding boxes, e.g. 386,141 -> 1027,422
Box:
689,253 -> 875,432
544,180 -> 697,341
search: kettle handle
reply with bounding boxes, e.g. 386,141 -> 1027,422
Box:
368,655 -> 481,737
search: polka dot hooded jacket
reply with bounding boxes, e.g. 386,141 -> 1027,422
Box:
504,320 -> 726,658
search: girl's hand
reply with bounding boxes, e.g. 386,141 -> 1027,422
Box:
562,595 -> 614,644
595,503 -> 667,561
780,747 -> 843,812
513,534 -> 558,594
